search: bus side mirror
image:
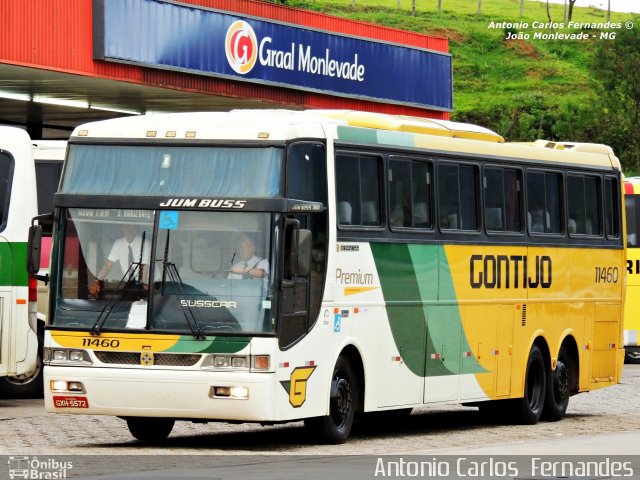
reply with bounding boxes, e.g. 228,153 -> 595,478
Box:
26,224 -> 43,276
296,229 -> 312,277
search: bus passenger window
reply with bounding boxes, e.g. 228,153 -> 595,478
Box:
335,152 -> 381,227
526,171 -> 562,235
389,158 -> 433,230
604,177 -> 620,239
567,174 -> 601,236
484,167 -> 522,233
0,152 -> 13,232
438,163 -> 478,231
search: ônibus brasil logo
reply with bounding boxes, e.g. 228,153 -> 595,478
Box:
225,20 -> 258,75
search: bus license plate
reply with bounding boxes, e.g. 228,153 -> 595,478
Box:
53,396 -> 89,408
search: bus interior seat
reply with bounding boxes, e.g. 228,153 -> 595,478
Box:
447,213 -> 458,229
337,201 -> 352,225
413,202 -> 429,228
485,207 -> 503,230
361,201 -> 379,226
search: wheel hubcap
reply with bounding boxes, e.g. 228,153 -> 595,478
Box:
330,375 -> 352,427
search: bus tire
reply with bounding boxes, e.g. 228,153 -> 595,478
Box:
304,356 -> 357,444
624,347 -> 640,364
0,327 -> 44,398
510,345 -> 546,425
125,417 -> 174,442
542,347 -> 571,421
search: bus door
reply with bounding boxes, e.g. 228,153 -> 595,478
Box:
277,216 -> 311,349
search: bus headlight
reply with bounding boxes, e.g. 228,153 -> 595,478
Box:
200,354 -> 270,371
45,348 -> 92,365
209,386 -> 249,399
50,380 -> 86,393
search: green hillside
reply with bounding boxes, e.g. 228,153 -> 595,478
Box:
286,0 -> 640,170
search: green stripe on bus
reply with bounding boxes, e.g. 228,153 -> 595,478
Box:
336,126 -> 379,144
0,242 -> 28,286
167,336 -> 250,353
371,243 -> 484,377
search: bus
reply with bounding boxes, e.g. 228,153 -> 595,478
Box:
34,110 -> 625,444
0,135 -> 66,397
624,177 -> 640,363
0,127 -> 42,393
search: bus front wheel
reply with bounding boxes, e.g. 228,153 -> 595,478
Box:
511,345 -> 546,425
304,356 -> 357,444
125,417 -> 174,442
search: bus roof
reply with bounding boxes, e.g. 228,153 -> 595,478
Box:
69,110 -> 620,171
32,140 -> 67,161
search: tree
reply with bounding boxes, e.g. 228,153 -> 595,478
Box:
520,0 -> 525,17
477,0 -> 482,15
438,0 -> 442,12
591,28 -> 640,172
567,0 -> 578,22
607,0 -> 611,22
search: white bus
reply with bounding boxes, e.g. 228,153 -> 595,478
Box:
0,135 -> 66,396
37,110 -> 624,443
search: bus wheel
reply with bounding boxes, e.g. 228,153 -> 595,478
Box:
304,356 -> 357,444
543,347 -> 571,421
125,417 -> 174,442
511,345 -> 546,425
625,347 -> 640,364
0,353 -> 44,397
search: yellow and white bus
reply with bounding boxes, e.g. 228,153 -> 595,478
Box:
624,177 -> 640,363
35,110 -> 625,443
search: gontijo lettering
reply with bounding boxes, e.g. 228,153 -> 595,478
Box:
470,254 -> 552,289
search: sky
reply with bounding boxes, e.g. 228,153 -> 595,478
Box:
531,0 -> 640,14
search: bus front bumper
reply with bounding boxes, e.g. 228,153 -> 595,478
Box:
44,366 -> 276,421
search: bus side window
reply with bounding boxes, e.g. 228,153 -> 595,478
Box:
625,195 -> 638,246
388,157 -> 433,230
0,152 -> 13,232
604,177 -> 620,239
438,162 -> 478,231
567,174 -> 601,236
484,166 -> 522,233
526,171 -> 563,235
335,152 -> 382,228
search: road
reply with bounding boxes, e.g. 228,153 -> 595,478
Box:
1,365 -> 639,478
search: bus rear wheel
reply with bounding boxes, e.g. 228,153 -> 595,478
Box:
510,345 -> 546,425
543,347 -> 571,421
304,356 -> 357,444
125,417 -> 174,442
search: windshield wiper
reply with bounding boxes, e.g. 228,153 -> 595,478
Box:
159,230 -> 206,340
91,232 -> 147,335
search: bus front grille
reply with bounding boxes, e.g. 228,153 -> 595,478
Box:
94,351 -> 202,367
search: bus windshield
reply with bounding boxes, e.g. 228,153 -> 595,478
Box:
61,145 -> 283,197
54,208 -> 275,335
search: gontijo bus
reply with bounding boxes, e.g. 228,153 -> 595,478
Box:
624,177 -> 640,363
0,127 -> 41,390
32,110 -> 625,443
0,139 -> 66,397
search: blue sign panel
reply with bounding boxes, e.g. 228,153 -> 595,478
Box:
159,210 -> 179,230
93,0 -> 453,111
